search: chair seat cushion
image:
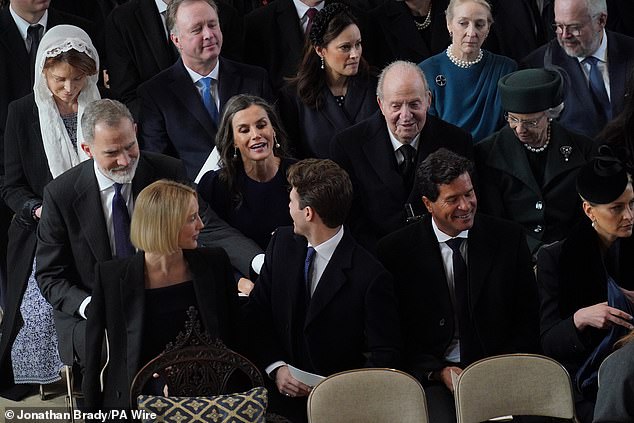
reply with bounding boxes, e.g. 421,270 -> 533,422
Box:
137,386 -> 268,422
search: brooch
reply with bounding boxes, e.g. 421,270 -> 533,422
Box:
560,145 -> 572,162
435,75 -> 447,87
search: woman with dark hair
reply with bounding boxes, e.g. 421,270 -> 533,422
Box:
278,2 -> 378,159
0,25 -> 100,399
84,180 -> 241,409
537,151 -> 634,422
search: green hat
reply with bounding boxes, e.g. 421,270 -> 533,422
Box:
498,68 -> 563,113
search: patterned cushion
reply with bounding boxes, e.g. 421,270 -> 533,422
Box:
137,387 -> 268,422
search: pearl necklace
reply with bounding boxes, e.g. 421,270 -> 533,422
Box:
523,123 -> 551,153
414,5 -> 432,30
446,44 -> 483,68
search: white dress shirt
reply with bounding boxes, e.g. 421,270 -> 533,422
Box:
431,217 -> 469,364
578,29 -> 611,101
292,0 -> 325,33
388,129 -> 420,165
184,61 -> 221,111
9,5 -> 48,50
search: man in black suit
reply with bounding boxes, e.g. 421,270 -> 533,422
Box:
36,99 -> 261,370
330,60 -> 473,252
378,149 -> 539,423
521,0 -> 634,138
137,0 -> 273,180
247,159 -> 401,423
105,0 -> 244,118
0,0 -> 93,308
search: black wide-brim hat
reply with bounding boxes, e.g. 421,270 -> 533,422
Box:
498,68 -> 563,114
577,146 -> 629,204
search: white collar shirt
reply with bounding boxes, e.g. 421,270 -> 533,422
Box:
292,0 -> 325,33
577,29 -> 610,100
184,60 -> 221,110
307,225 -> 344,296
10,6 -> 48,50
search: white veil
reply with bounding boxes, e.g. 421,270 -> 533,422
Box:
33,24 -> 100,178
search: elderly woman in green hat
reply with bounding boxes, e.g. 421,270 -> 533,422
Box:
475,68 -> 597,257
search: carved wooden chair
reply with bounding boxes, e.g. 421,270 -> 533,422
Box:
129,306 -> 290,423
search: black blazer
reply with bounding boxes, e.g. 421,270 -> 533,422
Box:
137,57 -> 274,180
521,31 -> 634,138
377,214 -> 540,384
105,0 -> 245,118
84,248 -> 241,409
0,94 -> 53,391
247,226 -> 401,375
330,111 -> 473,251
35,152 -> 187,364
536,221 -> 634,377
278,75 -> 378,159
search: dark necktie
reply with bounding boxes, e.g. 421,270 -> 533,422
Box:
197,77 -> 220,124
112,183 -> 135,258
445,237 -> 474,363
582,56 -> 612,124
304,246 -> 316,298
305,8 -> 318,36
27,24 -> 43,85
398,144 -> 416,185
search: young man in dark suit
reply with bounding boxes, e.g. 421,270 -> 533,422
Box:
330,60 -> 473,252
36,99 -> 261,372
378,148 -> 540,423
137,0 -> 273,180
247,159 -> 401,423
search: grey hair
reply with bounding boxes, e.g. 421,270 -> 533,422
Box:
582,0 -> 608,17
81,99 -> 134,144
545,102 -> 565,119
445,0 -> 494,24
376,60 -> 429,100
166,0 -> 219,36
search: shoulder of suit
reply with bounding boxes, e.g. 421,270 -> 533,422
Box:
45,160 -> 92,192
220,57 -> 268,77
140,151 -> 185,176
336,110 -> 383,141
474,213 -> 524,237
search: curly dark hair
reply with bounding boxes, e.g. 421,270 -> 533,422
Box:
417,148 -> 474,202
215,94 -> 290,209
289,2 -> 369,109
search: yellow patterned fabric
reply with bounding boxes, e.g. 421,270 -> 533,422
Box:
137,387 -> 268,422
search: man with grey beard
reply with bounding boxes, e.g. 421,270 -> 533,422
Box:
521,0 -> 634,138
35,99 -> 261,373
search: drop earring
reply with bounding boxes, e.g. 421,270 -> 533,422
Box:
591,219 -> 597,228
274,134 -> 280,148
320,56 -> 325,70
233,147 -> 238,159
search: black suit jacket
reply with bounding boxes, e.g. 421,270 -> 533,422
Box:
377,214 -> 540,384
35,152 -> 187,364
137,57 -> 273,180
330,111 -> 473,251
84,248 -> 241,409
521,31 -> 634,138
105,0 -> 244,118
247,226 -> 400,375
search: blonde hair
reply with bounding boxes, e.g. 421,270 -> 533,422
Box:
130,180 -> 197,254
446,0 -> 494,24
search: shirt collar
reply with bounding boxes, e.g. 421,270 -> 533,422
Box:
388,128 -> 420,152
431,216 -> 469,243
577,28 -> 608,63
184,59 -> 220,84
292,0 -> 325,20
154,0 -> 168,14
93,160 -> 129,192
308,226 -> 344,263
10,5 -> 48,41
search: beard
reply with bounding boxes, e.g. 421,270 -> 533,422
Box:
101,157 -> 139,184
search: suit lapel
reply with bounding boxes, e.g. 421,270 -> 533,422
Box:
120,253 -> 146,381
131,155 -> 156,198
276,0 -> 304,61
218,59 -> 239,112
169,59 -> 216,136
73,163 -> 112,262
542,123 -> 587,188
466,216 -> 497,311
0,9 -> 29,75
305,230 -> 353,326
361,114 -> 405,201
606,32 -> 626,113
136,0 -> 175,69
553,45 -> 597,115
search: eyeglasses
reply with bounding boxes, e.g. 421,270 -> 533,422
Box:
505,113 -> 545,129
552,14 -> 602,36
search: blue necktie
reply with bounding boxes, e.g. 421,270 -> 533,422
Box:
112,183 -> 135,258
582,56 -> 612,123
304,246 -> 316,298
197,77 -> 219,124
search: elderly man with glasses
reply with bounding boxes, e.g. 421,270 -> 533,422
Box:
521,0 -> 634,138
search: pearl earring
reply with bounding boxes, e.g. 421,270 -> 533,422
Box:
233,147 -> 238,159
274,134 -> 280,148
320,56 -> 325,70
